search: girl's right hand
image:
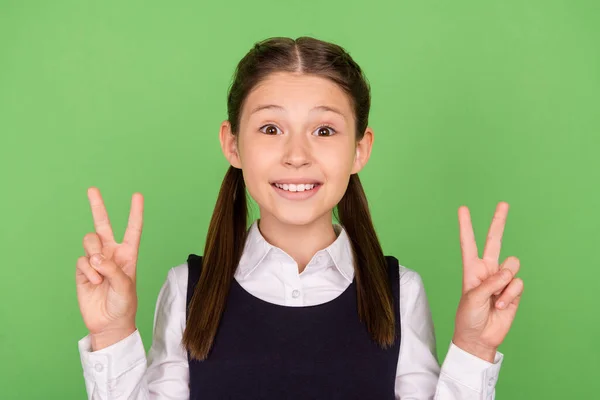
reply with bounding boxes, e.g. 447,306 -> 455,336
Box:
76,187 -> 144,351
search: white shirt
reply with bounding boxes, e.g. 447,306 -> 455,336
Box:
78,221 -> 503,399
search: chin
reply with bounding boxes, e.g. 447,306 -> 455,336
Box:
261,203 -> 332,228
251,185 -> 338,228
272,210 -> 322,227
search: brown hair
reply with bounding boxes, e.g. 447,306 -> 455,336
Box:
183,36 -> 395,360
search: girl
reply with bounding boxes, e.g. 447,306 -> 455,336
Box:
76,36 -> 524,399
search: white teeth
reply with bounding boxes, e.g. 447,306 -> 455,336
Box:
274,183 -> 317,192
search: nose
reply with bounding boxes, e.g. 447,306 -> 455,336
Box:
282,132 -> 311,168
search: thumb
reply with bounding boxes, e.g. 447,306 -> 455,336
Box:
89,254 -> 132,294
470,268 -> 513,303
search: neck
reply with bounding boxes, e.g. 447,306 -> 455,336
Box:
257,212 -> 337,273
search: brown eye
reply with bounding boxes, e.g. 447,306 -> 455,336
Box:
259,124 -> 282,135
313,125 -> 336,137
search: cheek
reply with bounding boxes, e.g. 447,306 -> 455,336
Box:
243,142 -> 278,163
314,147 -> 355,204
237,141 -> 276,191
317,144 -> 356,179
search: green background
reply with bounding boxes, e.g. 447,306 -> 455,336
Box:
1,0 -> 598,398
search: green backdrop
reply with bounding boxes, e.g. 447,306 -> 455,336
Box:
1,0 -> 598,399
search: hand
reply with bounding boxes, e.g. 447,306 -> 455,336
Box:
76,187 -> 144,350
452,202 -> 524,362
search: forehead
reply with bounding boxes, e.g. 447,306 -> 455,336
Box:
241,72 -> 354,119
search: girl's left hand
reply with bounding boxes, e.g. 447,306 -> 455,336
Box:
452,202 -> 524,363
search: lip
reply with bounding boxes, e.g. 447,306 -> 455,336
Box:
270,178 -> 323,185
271,182 -> 322,201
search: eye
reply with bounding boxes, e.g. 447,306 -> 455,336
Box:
313,125 -> 337,137
259,124 -> 283,135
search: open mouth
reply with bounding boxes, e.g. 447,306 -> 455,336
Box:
270,181 -> 323,200
272,183 -> 321,192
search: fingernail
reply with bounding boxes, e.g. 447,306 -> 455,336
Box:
501,268 -> 512,281
496,301 -> 506,309
90,253 -> 104,266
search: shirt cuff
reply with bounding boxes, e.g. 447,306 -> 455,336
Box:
78,329 -> 146,394
440,342 -> 503,395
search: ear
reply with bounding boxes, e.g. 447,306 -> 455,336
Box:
351,127 -> 374,174
219,120 -> 242,169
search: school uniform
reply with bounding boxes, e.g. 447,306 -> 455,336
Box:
78,221 -> 503,399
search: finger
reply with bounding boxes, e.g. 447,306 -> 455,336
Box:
495,278 -> 524,310
482,202 -> 509,267
472,267 -> 514,302
82,232 -> 103,257
89,253 -> 132,294
458,206 -> 479,266
122,192 -> 144,252
87,187 -> 116,246
76,256 -> 103,285
494,256 -> 520,295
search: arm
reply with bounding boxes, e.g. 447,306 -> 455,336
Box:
394,268 -> 503,400
78,266 -> 189,399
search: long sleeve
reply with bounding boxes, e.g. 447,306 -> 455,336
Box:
78,266 -> 189,399
77,249 -> 505,399
395,268 -> 503,399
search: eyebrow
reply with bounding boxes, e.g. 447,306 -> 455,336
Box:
249,104 -> 347,121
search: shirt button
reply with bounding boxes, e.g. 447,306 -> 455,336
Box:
315,255 -> 323,264
94,363 -> 104,372
292,289 -> 300,298
488,377 -> 495,386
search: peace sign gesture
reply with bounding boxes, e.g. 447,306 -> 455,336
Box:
75,187 -> 144,351
452,202 -> 524,362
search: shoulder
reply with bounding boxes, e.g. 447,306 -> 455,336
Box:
167,253 -> 206,291
399,264 -> 425,288
390,260 -> 434,323
388,256 -> 426,289
392,258 -> 430,308
163,262 -> 190,299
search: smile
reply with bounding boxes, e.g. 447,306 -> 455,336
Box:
270,181 -> 322,200
273,183 -> 317,192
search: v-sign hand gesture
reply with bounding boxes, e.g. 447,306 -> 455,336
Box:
75,187 -> 144,351
452,202 -> 524,363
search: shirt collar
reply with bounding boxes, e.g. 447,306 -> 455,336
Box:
236,220 -> 355,282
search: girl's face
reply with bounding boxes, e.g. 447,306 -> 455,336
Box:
220,72 -> 373,227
